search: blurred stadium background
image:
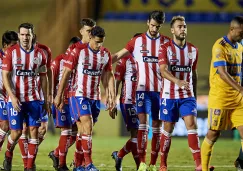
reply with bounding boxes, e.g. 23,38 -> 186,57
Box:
0,0 -> 242,170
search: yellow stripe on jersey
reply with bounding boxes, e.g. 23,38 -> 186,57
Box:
208,36 -> 243,109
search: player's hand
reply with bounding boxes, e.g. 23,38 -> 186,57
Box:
54,94 -> 63,111
10,95 -> 21,112
109,106 -> 117,119
43,101 -> 51,116
239,88 -> 243,96
175,79 -> 190,90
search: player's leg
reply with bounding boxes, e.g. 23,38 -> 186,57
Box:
149,92 -> 162,171
76,97 -> 99,170
18,122 -> 29,169
26,101 -> 43,170
179,97 -> 201,170
111,103 -> 139,171
229,107 -> 243,170
159,98 -> 179,171
136,91 -> 149,171
38,109 -> 48,146
3,102 -> 23,171
0,100 -> 9,151
201,108 -> 226,171
69,96 -> 85,170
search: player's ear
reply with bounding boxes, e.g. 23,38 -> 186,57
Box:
147,20 -> 150,27
171,27 -> 174,34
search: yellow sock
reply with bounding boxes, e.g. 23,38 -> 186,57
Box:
201,137 -> 214,171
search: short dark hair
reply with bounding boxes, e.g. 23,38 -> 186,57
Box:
91,26 -> 105,38
80,18 -> 96,28
231,16 -> 243,25
18,22 -> 34,34
148,10 -> 165,24
69,36 -> 81,45
2,30 -> 18,47
170,15 -> 185,28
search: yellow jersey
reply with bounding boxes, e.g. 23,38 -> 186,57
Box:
208,36 -> 243,109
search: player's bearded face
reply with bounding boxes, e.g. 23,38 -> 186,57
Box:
147,19 -> 162,37
90,36 -> 104,51
172,20 -> 187,41
232,25 -> 243,42
18,28 -> 33,48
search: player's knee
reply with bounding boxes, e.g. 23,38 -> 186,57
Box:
11,130 -> 22,141
152,120 -> 162,127
130,128 -> 138,138
0,121 -> 9,132
163,122 -> 174,133
207,129 -> 220,142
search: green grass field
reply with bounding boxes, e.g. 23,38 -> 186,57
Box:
0,135 -> 240,171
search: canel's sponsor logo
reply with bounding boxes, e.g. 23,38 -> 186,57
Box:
170,65 -> 191,73
16,70 -> 38,76
83,69 -> 101,76
142,56 -> 158,63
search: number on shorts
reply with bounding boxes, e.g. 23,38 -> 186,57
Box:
10,108 -> 18,116
79,98 -> 84,104
161,99 -> 166,106
137,93 -> 144,100
127,108 -> 136,116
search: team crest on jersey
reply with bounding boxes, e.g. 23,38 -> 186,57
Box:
214,109 -> 220,115
187,52 -> 193,59
3,110 -> 7,115
84,56 -> 89,60
33,57 -> 40,65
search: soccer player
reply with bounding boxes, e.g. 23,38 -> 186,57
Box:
54,26 -> 116,171
158,16 -> 202,171
201,16 -> 243,171
49,36 -> 81,171
112,10 -> 170,171
17,38 -> 52,170
48,18 -> 96,171
111,33 -> 141,171
0,31 -> 18,150
2,23 -> 49,171
235,38 -> 243,170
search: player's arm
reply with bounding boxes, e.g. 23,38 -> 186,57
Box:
54,67 -> 72,110
159,45 -> 189,89
217,66 -> 242,91
2,70 -> 21,112
112,48 -> 130,64
192,49 -> 198,99
40,72 -> 50,114
2,50 -> 21,112
213,45 -> 243,93
192,70 -> 198,99
54,48 -> 78,110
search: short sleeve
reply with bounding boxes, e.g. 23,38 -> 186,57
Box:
192,48 -> 198,70
212,44 -> 226,68
158,44 -> 168,66
64,48 -> 79,70
104,51 -> 113,72
125,37 -> 136,53
2,48 -> 13,71
115,59 -> 126,80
